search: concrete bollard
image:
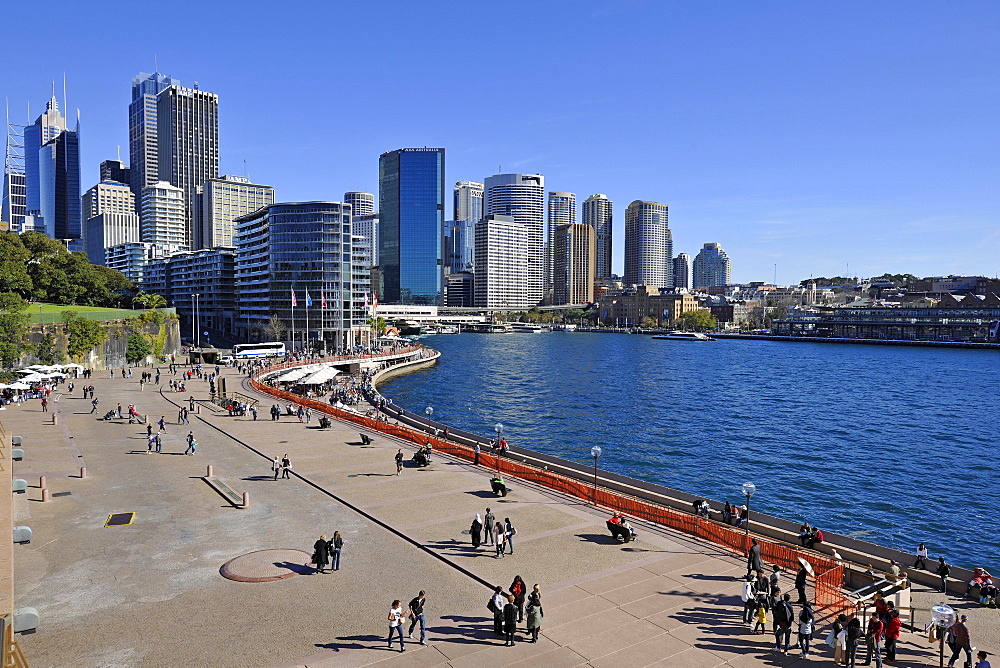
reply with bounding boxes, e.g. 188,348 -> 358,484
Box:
52,413 -> 58,425
206,465 -> 214,477
40,489 -> 50,502
79,466 -> 87,479
39,476 -> 46,489
241,492 -> 250,508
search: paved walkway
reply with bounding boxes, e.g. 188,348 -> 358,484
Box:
5,366 -> 990,667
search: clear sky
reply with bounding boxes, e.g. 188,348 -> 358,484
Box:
5,1 -> 998,284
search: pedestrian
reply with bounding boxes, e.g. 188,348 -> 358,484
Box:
795,563 -> 809,605
504,518 -> 516,555
526,585 -> 543,643
312,535 -> 330,573
493,521 -> 506,558
976,650 -> 992,668
484,507 -> 495,545
502,594 -> 517,646
184,431 -> 195,455
40,397 -> 48,412
773,593 -> 793,653
798,601 -> 814,658
474,442 -> 480,466
471,514 -> 483,548
395,449 -> 403,475
189,396 -> 195,412
407,591 -> 426,645
747,538 -> 764,579
914,542 -> 929,570
846,617 -> 863,667
937,556 -> 951,594
147,434 -> 156,453
305,408 -> 311,424
510,575 -> 526,622
178,408 -> 185,424
157,416 -> 166,432
865,611 -> 884,668
90,397 -> 99,413
753,599 -> 767,634
155,433 -> 163,453
387,600 -> 405,652
281,455 -> 291,478
884,608 -> 901,663
329,531 -> 343,570
947,614 -> 972,668
272,456 -> 281,480
741,575 -> 756,624
769,565 -> 782,592
832,613 -> 849,665
251,406 -> 257,421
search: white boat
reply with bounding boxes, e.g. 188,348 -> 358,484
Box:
511,323 -> 547,333
552,324 -> 578,331
651,330 -> 715,341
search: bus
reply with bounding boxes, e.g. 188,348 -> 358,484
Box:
231,342 -> 287,359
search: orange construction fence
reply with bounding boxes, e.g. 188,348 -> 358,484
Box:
248,364 -> 856,618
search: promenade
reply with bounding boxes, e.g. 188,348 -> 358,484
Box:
6,365 -> 991,667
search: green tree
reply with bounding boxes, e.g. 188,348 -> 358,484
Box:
63,311 -> 107,358
267,314 -> 289,340
673,309 -> 717,331
0,234 -> 32,297
365,316 -> 386,337
126,332 -> 152,364
0,292 -> 32,368
132,291 -> 167,309
35,333 -> 64,365
640,316 -> 659,328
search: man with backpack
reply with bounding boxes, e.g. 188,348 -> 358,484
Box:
772,593 -> 794,654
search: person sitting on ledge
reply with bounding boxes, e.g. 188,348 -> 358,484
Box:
799,522 -> 811,547
608,513 -> 622,525
618,514 -> 637,539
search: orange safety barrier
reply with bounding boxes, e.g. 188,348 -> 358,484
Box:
249,361 -> 856,618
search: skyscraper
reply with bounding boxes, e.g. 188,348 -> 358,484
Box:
155,83 -> 219,249
378,148 -> 445,305
474,214 -> 529,308
483,173 -> 545,305
141,181 -> 186,250
553,222 -> 595,305
24,94 -> 81,244
583,194 -> 613,279
673,252 -> 691,291
2,106 -> 26,232
444,220 -> 475,274
546,191 -> 576,301
353,213 -> 379,267
624,200 -> 672,288
99,159 -> 130,185
692,242 -> 731,289
128,71 -> 179,205
83,180 -> 138,264
453,181 -> 483,225
197,175 -> 274,248
344,191 -> 375,218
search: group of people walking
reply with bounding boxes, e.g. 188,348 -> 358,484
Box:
490,577 -> 544,645
310,532 -> 344,573
469,507 -> 517,558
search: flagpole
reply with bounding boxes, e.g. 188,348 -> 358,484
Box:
291,288 -> 296,352
305,298 -> 309,353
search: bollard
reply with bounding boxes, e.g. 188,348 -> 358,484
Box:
79,467 -> 87,479
241,492 -> 250,508
52,413 -> 58,425
206,465 -> 214,478
39,476 -> 46,489
41,489 -> 50,502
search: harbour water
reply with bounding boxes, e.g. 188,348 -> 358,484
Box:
378,332 -> 999,569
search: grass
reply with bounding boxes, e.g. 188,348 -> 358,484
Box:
27,304 -> 148,323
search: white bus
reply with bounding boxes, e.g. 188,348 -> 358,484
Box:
231,342 -> 287,359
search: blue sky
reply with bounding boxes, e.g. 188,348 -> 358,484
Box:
5,1 -> 998,283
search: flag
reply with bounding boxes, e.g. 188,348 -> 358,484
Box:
321,291 -> 327,308
373,294 -> 378,310
305,291 -> 313,307
364,292 -> 369,308
291,289 -> 297,307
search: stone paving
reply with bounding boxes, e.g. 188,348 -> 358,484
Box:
4,365 -> 994,667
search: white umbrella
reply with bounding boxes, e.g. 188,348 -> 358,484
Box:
15,369 -> 36,375
17,374 -> 44,383
63,363 -> 85,369
272,368 -> 309,383
300,367 -> 340,385
47,372 -> 67,377
8,382 -> 30,390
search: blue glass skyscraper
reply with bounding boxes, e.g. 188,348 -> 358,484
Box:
24,94 -> 81,243
378,148 -> 445,304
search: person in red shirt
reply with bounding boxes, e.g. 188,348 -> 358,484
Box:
949,615 -> 972,668
865,614 -> 884,667
884,609 -> 901,663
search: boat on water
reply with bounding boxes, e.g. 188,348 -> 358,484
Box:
651,330 -> 715,341
423,323 -> 460,335
463,323 -> 513,333
511,323 -> 547,333
551,324 -> 578,331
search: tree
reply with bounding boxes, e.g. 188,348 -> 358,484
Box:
0,292 -> 31,369
35,333 -> 64,365
674,310 -> 717,331
132,292 -> 167,309
126,332 -> 152,364
266,314 -> 288,341
0,234 -> 32,297
63,311 -> 107,358
366,316 -> 386,337
640,316 -> 659,328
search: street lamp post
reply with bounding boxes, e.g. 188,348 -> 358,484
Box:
425,406 -> 433,434
742,481 -> 756,535
494,422 -> 503,475
591,446 -> 602,505
929,603 -> 956,668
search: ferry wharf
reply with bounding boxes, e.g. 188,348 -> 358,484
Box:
4,352 -> 995,667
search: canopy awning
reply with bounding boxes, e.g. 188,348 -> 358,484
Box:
7,382 -> 31,390
299,367 -> 340,385
271,368 -> 309,382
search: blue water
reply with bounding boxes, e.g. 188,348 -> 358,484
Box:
379,333 -> 999,569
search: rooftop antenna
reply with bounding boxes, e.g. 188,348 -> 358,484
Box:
154,54 -> 158,73
117,145 -> 121,162
63,73 -> 67,117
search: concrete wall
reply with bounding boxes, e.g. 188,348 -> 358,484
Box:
18,317 -> 182,370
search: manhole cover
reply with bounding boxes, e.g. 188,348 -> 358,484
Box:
105,512 -> 135,527
220,549 -> 314,583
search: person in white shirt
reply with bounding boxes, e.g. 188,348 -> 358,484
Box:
741,575 -> 756,624
387,600 -> 405,652
914,542 -> 929,570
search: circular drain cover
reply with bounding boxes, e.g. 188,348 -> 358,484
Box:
220,548 -> 314,582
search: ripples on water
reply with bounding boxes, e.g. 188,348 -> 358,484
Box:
379,333 -> 998,568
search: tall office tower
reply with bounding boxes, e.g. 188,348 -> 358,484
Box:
553,223 -> 595,306
692,242 -> 731,289
344,191 -> 375,218
353,213 -> 379,267
83,180 -> 135,220
378,148 -> 445,305
583,194 -> 613,279
235,202 -> 359,350
453,180 -> 483,224
443,220 -> 475,274
483,173 -> 545,305
546,191 -> 576,301
128,71 -> 179,205
673,252 -> 691,291
24,94 -> 81,243
624,200 -> 672,288
141,181 -> 186,250
3,109 -> 27,232
83,181 -> 138,264
155,82 -> 219,248
474,214 -> 530,308
197,175 -> 274,248
100,159 -> 130,184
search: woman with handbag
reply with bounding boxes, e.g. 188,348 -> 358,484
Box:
830,613 -> 848,665
526,585 -> 544,643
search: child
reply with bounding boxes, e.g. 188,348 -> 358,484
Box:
753,599 -> 767,634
